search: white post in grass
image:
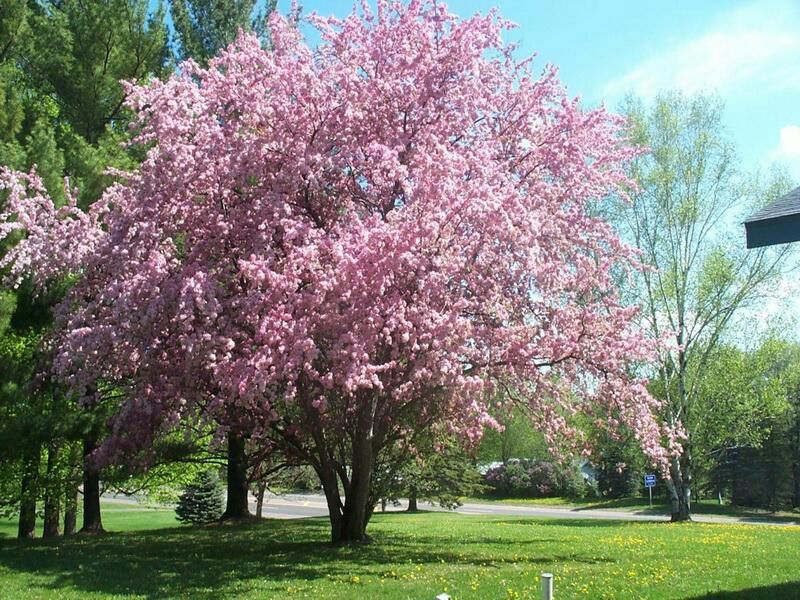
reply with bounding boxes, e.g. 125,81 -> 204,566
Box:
541,572 -> 554,600
435,594 -> 451,600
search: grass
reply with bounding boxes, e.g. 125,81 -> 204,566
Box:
0,506 -> 799,599
467,495 -> 800,521
0,500 -> 179,539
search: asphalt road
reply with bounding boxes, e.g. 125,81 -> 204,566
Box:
104,492 -> 797,526
250,493 -> 799,526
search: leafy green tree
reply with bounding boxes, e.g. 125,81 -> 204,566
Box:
372,435 -> 484,512
706,339 -> 800,508
0,329 -> 41,538
0,0 -> 28,62
478,406 -> 549,464
0,2 -> 28,171
25,0 -> 169,144
25,114 -> 66,206
613,91 -> 794,520
0,278 -> 86,539
692,338 -> 791,498
23,0 -> 169,206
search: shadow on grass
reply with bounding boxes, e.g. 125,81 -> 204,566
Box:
0,515 -> 618,599
690,581 -> 800,599
495,518 -> 644,528
571,497 -> 660,511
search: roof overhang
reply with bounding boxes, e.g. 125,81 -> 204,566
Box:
745,212 -> 800,248
745,186 -> 800,249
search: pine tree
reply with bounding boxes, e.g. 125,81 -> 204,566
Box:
170,0 -> 276,65
25,116 -> 65,206
175,471 -> 225,525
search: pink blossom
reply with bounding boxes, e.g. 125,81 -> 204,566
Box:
1,2 -> 681,474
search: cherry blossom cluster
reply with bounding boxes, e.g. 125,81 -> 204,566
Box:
0,1 -> 682,468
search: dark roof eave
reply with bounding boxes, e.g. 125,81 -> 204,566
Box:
745,185 -> 800,224
745,211 -> 800,248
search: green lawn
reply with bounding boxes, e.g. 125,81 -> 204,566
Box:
1,507 -> 798,599
468,495 -> 800,522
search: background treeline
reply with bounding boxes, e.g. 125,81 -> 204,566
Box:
478,335 -> 800,511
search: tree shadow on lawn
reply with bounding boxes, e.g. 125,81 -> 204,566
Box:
690,581 -> 800,599
572,498 -> 660,511
493,518 -> 645,528
571,499 -> 800,524
0,515 -> 614,598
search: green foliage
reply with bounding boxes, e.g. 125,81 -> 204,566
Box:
25,1 -> 169,144
477,406 -> 549,464
592,430 -> 647,499
705,339 -> 800,508
0,0 -> 28,63
372,434 -> 485,510
402,442 -> 484,509
174,471 -> 224,525
170,0 -> 276,65
0,0 -> 174,532
25,117 -> 65,205
695,339 -> 791,457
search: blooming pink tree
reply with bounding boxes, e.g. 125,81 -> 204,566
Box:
2,1 -> 679,543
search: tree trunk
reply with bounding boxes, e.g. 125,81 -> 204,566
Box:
63,444 -> 80,535
668,456 -> 691,522
793,410 -> 800,508
43,443 -> 61,538
80,433 -> 104,534
17,447 -> 40,540
317,435 -> 374,545
255,480 -> 267,518
407,488 -> 418,512
222,431 -> 251,520
64,485 -> 78,535
668,343 -> 692,523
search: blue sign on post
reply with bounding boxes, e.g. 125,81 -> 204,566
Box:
644,474 -> 656,507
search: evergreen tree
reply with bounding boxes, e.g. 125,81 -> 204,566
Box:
24,0 -> 170,206
175,471 -> 225,525
25,116 -> 65,206
0,0 -> 171,537
0,0 -> 28,62
170,0 -> 277,65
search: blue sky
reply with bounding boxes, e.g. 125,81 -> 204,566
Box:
275,0 -> 800,181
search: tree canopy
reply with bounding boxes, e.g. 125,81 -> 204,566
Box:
2,2 -> 679,543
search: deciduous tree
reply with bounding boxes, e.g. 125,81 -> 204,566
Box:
614,92 -> 794,520
2,3 -> 677,544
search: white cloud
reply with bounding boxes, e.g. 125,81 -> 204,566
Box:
773,125 -> 800,158
602,1 -> 800,101
767,125 -> 800,178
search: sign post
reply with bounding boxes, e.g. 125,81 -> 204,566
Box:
644,474 -> 656,507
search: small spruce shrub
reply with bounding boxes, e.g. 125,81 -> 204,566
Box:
175,471 -> 225,525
